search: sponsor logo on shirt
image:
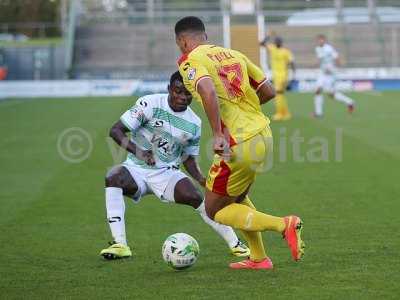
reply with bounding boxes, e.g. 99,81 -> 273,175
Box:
188,67 -> 196,80
183,62 -> 190,71
153,120 -> 164,127
139,99 -> 148,107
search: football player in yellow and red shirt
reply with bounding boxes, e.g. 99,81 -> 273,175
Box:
175,16 -> 305,270
260,35 -> 295,121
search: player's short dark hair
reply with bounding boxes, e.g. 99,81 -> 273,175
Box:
169,71 -> 183,86
175,16 -> 205,35
317,34 -> 326,39
274,36 -> 283,45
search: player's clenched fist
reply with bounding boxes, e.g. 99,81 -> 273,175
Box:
213,134 -> 231,160
136,149 -> 155,166
213,134 -> 226,153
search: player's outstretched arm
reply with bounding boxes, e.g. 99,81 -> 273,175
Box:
257,81 -> 276,105
260,31 -> 276,47
196,78 -> 228,155
109,120 -> 155,166
182,155 -> 206,187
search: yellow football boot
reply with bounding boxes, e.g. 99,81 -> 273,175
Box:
100,242 -> 132,260
230,240 -> 251,257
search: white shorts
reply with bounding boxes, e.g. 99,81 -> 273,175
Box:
121,163 -> 187,204
316,73 -> 336,93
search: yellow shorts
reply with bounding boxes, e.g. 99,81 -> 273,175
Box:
273,75 -> 288,92
206,127 -> 273,197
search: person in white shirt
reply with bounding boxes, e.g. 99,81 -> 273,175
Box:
314,34 -> 355,117
100,71 -> 250,260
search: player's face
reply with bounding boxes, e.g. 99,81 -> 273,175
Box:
169,80 -> 193,112
175,34 -> 186,53
317,37 -> 326,47
274,37 -> 283,48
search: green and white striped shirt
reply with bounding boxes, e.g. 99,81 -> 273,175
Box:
120,94 -> 201,169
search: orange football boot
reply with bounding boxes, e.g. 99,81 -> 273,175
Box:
283,215 -> 305,261
229,257 -> 273,270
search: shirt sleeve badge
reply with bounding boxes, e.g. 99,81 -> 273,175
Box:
187,67 -> 196,80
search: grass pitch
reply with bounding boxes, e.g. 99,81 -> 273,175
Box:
0,38 -> 63,47
0,92 -> 399,299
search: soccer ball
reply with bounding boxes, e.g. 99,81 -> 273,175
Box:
162,233 -> 199,270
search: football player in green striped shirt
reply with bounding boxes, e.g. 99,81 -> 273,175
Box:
100,71 -> 249,259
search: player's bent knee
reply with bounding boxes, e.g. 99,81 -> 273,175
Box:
105,166 -> 137,194
105,172 -> 123,188
173,178 -> 203,208
105,170 -> 117,187
204,197 -> 221,220
205,203 -> 216,220
187,191 -> 203,209
176,189 -> 202,209
204,190 -> 237,220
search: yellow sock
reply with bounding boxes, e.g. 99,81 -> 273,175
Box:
240,196 -> 267,261
275,93 -> 283,115
276,93 -> 290,116
214,202 -> 286,233
281,93 -> 290,116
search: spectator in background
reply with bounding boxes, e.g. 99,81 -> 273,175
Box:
0,48 -> 8,80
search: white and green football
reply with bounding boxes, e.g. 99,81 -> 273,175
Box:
162,233 -> 199,270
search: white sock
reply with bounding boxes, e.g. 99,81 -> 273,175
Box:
196,202 -> 238,248
105,187 -> 127,245
314,94 -> 324,116
334,92 -> 354,105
